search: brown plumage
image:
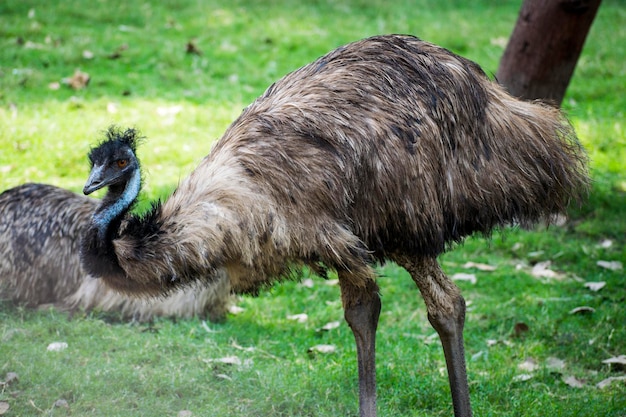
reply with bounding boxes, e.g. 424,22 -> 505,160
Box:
81,35 -> 589,417
0,183 -> 231,322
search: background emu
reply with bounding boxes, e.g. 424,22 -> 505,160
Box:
0,183 -> 231,322
80,35 -> 588,417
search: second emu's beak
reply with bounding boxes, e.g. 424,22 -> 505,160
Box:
83,165 -> 107,195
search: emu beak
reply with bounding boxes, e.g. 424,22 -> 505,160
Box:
83,165 -> 106,195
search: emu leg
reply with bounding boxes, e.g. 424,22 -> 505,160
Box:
338,271 -> 381,417
397,256 -> 473,417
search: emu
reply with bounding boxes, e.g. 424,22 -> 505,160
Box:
0,183 -> 231,322
80,35 -> 589,417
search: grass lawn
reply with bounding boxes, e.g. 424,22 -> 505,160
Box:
1,0 -> 625,416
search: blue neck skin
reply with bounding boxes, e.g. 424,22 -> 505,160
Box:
93,169 -> 141,240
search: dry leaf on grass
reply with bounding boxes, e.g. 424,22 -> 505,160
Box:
54,399 -> 69,409
584,281 -> 606,292
596,375 -> 626,389
531,261 -> 561,279
287,313 -> 308,323
518,358 -> 539,372
186,40 -> 202,55
47,342 -> 68,352
602,355 -> 626,369
0,402 -> 9,415
563,375 -> 585,388
178,410 -> 193,417
569,306 -> 595,315
546,357 -> 566,372
62,70 -> 90,90
513,322 -> 530,338
597,260 -> 623,271
451,273 -> 477,284
512,374 -> 533,382
0,372 -> 18,387
308,344 -> 336,354
204,356 -> 243,366
462,261 -> 497,271
318,321 -> 341,331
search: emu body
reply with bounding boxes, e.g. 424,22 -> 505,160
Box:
0,183 -> 231,322
81,35 -> 589,417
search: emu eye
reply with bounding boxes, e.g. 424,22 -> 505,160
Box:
117,159 -> 129,168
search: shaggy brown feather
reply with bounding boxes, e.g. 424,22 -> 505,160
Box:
82,35 -> 589,417
96,35 -> 587,297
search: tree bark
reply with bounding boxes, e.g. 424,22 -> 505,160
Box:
496,0 -> 602,106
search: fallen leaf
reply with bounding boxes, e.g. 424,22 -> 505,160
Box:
597,260 -> 623,271
48,81 -> 60,90
602,355 -> 626,367
63,70 -> 90,90
0,402 -> 9,415
569,306 -> 595,315
512,374 -> 533,382
513,322 -> 530,337
206,356 -> 242,365
462,261 -> 497,271
287,313 -> 308,323
531,261 -> 559,279
486,339 -> 498,347
186,40 -> 202,55
317,321 -> 341,332
451,273 -> 477,284
0,372 -> 18,386
82,50 -> 94,59
47,342 -> 68,352
301,278 -> 314,288
563,375 -> 585,388
546,357 -> 566,372
598,239 -> 613,249
584,281 -> 606,292
307,344 -> 336,354
596,375 -> 626,389
54,399 -> 69,409
178,411 -> 193,417
518,358 -> 539,372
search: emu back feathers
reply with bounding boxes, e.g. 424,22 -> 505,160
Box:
107,35 -> 589,295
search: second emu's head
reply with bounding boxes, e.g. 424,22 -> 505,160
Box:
83,127 -> 143,238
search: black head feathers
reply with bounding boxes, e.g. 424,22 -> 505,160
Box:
88,126 -> 143,167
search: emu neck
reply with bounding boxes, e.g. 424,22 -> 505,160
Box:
94,169 -> 141,240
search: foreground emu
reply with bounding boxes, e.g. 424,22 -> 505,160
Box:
80,35 -> 588,417
0,183 -> 231,322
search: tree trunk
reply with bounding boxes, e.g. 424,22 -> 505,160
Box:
496,0 -> 602,106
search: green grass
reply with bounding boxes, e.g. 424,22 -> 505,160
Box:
1,0 -> 625,416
